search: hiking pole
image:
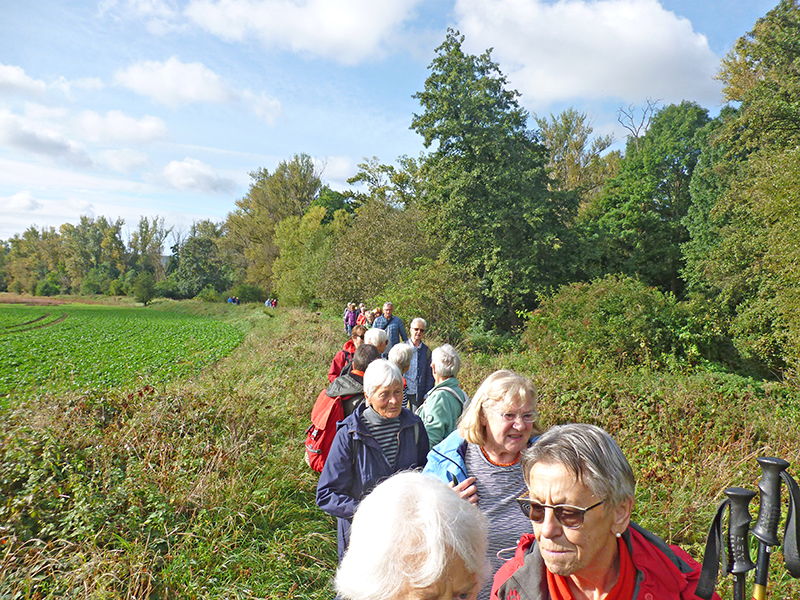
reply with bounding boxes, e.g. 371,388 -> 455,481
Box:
726,487 -> 757,600
750,457 -> 790,600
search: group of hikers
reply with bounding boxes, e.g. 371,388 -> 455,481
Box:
308,302 -> 717,600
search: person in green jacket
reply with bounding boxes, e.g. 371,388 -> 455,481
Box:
416,344 -> 470,446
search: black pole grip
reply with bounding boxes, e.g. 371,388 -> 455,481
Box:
725,486 -> 756,574
752,457 -> 790,546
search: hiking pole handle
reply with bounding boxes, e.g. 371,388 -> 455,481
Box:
751,457 -> 790,600
726,487 -> 756,600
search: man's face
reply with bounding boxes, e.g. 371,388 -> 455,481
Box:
383,304 -> 393,319
410,322 -> 425,345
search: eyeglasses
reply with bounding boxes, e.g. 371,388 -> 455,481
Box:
488,408 -> 538,423
355,335 -> 364,340
411,327 -> 425,332
516,496 -> 604,529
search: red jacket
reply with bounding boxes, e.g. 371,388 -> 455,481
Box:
328,339 -> 356,383
492,523 -> 720,600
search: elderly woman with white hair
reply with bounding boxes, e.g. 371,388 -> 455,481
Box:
336,471 -> 489,600
424,369 -> 543,600
493,424 -> 718,600
316,359 -> 430,562
416,344 -> 470,446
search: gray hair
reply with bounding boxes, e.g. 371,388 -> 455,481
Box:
388,343 -> 413,372
410,317 -> 427,330
363,359 -> 403,399
521,423 -> 635,507
432,344 -> 460,378
364,327 -> 388,347
335,471 -> 488,600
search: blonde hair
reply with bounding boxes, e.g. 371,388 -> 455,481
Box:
457,370 -> 542,446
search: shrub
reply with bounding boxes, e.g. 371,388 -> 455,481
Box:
154,277 -> 182,299
197,285 -> 222,303
107,277 -> 126,296
522,274 -> 687,369
35,275 -> 60,297
133,272 -> 155,306
226,283 -> 266,304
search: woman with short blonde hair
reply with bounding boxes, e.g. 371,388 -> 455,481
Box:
424,369 -> 542,600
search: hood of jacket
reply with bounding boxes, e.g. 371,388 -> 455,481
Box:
327,372 -> 363,398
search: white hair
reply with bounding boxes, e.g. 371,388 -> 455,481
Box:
364,327 -> 388,346
388,343 -> 413,372
432,344 -> 460,378
335,472 -> 488,600
363,360 -> 403,399
410,317 -> 427,330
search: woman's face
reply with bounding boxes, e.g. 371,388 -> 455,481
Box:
526,461 -> 631,582
398,555 -> 479,600
368,382 -> 403,419
352,332 -> 364,349
480,392 -> 535,460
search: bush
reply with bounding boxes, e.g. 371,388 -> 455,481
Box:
197,285 -> 223,303
154,277 -> 183,299
522,274 -> 690,369
107,277 -> 126,296
133,272 -> 155,306
35,273 -> 61,297
226,283 -> 266,304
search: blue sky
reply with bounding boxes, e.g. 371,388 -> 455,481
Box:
0,0 -> 777,243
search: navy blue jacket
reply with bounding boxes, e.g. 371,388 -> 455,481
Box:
316,403 -> 429,561
406,340 -> 434,399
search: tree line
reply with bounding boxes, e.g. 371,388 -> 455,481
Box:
1,1 -> 798,379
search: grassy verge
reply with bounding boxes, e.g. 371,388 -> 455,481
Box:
2,303 -> 799,599
1,305 -> 341,599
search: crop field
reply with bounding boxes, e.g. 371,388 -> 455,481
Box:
0,303 -> 245,396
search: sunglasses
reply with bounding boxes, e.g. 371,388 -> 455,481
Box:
516,496 -> 604,529
411,327 -> 425,332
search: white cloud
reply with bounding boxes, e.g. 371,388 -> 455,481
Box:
101,148 -> 150,173
184,0 -> 423,64
454,0 -> 723,110
0,63 -> 48,96
240,89 -> 282,125
4,190 -> 43,212
0,109 -> 93,167
76,110 -> 168,144
52,75 -> 105,98
316,155 -> 355,185
98,0 -> 185,34
162,157 -> 236,193
115,57 -> 232,106
114,57 -> 281,123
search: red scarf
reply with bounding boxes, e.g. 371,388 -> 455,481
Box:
545,537 -> 635,600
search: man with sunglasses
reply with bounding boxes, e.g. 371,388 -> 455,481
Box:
492,424 -> 718,600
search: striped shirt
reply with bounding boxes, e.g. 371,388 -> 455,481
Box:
361,406 -> 401,467
465,443 -> 533,600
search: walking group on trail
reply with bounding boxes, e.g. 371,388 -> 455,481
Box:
303,301 -> 793,600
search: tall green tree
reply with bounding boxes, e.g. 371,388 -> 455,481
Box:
171,220 -> 230,298
411,30 -> 574,325
535,108 -> 618,200
683,0 -> 800,376
272,206 -> 332,306
582,101 -> 710,295
128,216 -> 171,279
224,153 -> 322,289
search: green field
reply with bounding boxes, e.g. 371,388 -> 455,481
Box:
0,303 -> 245,396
